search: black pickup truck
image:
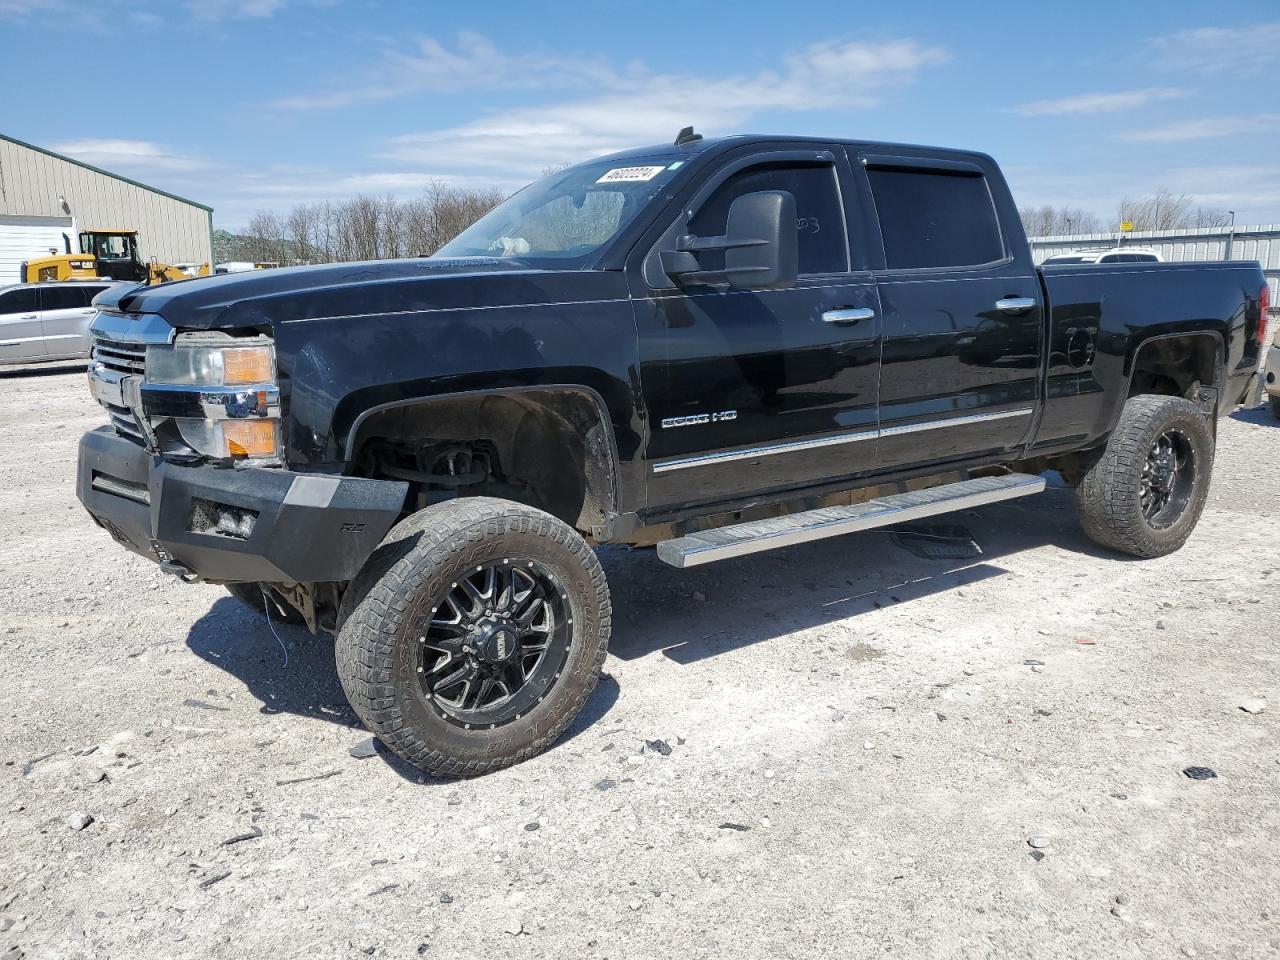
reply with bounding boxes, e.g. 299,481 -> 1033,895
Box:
77,131 -> 1270,776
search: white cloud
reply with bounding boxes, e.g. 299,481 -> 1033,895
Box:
187,0 -> 286,17
187,0 -> 339,19
1117,114 -> 1280,143
273,33 -> 947,115
1149,21 -> 1280,74
48,139 -> 210,173
0,0 -> 59,15
378,37 -> 950,179
1,0 -> 318,22
270,31 -> 622,110
1012,87 -> 1185,116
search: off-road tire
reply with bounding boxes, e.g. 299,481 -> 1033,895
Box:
1075,394 -> 1213,558
226,582 -> 306,626
335,497 -> 611,777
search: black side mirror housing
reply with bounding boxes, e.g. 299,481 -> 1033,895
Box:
662,190 -> 798,291
724,190 -> 797,290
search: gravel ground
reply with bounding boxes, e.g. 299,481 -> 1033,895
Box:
2,364 -> 1278,960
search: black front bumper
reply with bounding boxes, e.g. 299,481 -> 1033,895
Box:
76,427 -> 408,583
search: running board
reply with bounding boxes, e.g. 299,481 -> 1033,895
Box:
655,473 -> 1046,568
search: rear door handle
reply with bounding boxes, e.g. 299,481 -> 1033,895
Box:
19,313 -> 37,320
822,307 -> 876,325
995,297 -> 1036,315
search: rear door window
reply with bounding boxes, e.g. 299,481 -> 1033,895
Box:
0,289 -> 39,314
39,286 -> 90,310
866,166 -> 1004,270
690,162 -> 849,275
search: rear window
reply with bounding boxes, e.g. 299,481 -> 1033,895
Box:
867,166 -> 1004,270
1102,253 -> 1158,263
39,285 -> 91,310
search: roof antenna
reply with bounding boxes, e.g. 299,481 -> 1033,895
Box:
674,126 -> 703,147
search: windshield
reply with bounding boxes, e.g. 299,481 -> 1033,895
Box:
435,155 -> 685,264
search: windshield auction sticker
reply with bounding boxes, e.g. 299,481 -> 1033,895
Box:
596,166 -> 667,183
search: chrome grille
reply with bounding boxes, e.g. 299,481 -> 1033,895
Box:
90,332 -> 148,446
91,337 -> 146,376
104,402 -> 147,445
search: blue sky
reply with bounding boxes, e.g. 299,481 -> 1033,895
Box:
3,0 -> 1278,230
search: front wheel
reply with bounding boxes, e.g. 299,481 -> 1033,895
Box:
335,498 -> 611,777
1075,394 -> 1214,558
1270,396 -> 1280,420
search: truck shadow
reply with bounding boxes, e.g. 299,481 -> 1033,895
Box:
183,483 -> 1110,769
183,598 -> 621,780
1229,403 -> 1276,426
601,483 -> 1122,664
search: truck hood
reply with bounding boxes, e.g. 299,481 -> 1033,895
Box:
95,256 -> 582,330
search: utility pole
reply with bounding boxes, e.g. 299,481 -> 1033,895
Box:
1225,210 -> 1236,261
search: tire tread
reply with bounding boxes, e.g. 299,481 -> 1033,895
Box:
1075,394 -> 1213,558
335,498 -> 610,777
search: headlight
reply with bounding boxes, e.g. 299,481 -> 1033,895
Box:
146,340 -> 275,386
143,335 -> 282,462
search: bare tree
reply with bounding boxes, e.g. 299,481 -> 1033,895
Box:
285,204 -> 321,264
225,185 -> 507,265
244,211 -> 287,262
1116,188 -> 1229,231
1191,206 -> 1233,228
1019,205 -> 1102,237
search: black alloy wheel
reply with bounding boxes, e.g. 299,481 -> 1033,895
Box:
418,559 -> 572,728
1140,428 -> 1196,530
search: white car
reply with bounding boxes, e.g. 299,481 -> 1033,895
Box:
1042,248 -> 1163,265
0,281 -> 120,366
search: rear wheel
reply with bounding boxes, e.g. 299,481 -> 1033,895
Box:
1270,396 -> 1280,420
1075,394 -> 1214,558
335,497 -> 610,777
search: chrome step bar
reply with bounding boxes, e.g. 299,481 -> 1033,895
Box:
655,473 -> 1046,568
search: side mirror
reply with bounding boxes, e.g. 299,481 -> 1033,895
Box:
724,190 -> 797,290
661,190 -> 798,290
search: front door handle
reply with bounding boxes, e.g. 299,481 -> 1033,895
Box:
19,313 -> 38,320
822,307 -> 876,325
995,297 -> 1036,315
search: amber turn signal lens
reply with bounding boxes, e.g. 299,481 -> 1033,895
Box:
223,419 -> 280,458
222,347 -> 273,385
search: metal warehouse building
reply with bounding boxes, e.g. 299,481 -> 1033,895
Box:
0,133 -> 212,281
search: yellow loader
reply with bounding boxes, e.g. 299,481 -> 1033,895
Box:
21,229 -> 210,284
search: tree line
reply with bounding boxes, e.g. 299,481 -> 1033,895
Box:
1020,187 -> 1232,238
214,183 -> 506,265
212,181 -> 1238,264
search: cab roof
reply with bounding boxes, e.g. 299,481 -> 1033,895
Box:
593,133 -> 994,166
